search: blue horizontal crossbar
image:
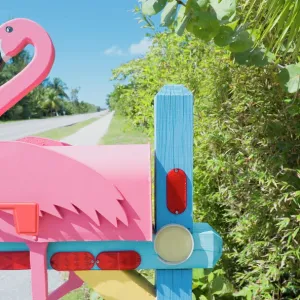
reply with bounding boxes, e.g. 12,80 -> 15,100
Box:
0,223 -> 222,270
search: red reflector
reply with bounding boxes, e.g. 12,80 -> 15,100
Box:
96,251 -> 141,270
50,252 -> 95,271
0,251 -> 30,270
167,168 -> 187,214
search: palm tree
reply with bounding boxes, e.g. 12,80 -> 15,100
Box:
48,77 -> 69,99
29,85 -> 47,118
38,88 -> 62,116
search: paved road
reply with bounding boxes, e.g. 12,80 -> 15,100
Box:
0,111 -> 114,299
0,111 -> 107,141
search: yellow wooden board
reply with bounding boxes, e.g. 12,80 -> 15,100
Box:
75,270 -> 156,300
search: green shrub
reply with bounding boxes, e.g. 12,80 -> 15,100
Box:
193,56 -> 300,299
108,31 -> 300,299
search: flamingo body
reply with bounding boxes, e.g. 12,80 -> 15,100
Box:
0,141 -> 152,243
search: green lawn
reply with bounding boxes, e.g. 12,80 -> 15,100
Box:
99,114 -> 150,145
33,117 -> 100,140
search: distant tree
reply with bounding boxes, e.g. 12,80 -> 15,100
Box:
49,77 -> 69,99
38,88 -> 62,116
0,49 -> 97,120
70,87 -> 80,103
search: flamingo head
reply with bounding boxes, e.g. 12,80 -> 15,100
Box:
0,19 -> 33,65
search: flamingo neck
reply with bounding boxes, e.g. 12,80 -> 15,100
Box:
0,26 -> 55,116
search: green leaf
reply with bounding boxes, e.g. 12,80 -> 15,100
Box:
141,0 -> 168,16
187,0 -> 210,10
229,31 -> 254,53
226,19 -> 239,30
199,296 -> 208,300
193,28 -> 213,41
193,10 -> 220,29
233,286 -> 252,297
246,290 -> 253,300
192,280 -> 201,289
233,48 -> 269,67
278,63 -> 300,93
211,276 -> 234,295
175,6 -> 191,36
250,49 -> 270,66
292,227 -> 299,239
232,50 -> 251,65
214,26 -> 234,46
193,268 -> 206,280
188,11 -> 220,41
192,292 -> 197,300
211,277 -> 224,291
161,0 -> 178,27
208,272 -> 214,283
210,0 -> 236,21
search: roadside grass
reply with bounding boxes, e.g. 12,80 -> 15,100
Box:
33,117 -> 100,140
99,114 -> 150,145
63,114 -> 155,300
62,285 -> 91,300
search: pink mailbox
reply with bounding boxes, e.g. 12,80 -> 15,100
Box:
0,142 -> 152,243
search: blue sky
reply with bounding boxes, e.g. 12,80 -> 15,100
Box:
0,0 -> 155,108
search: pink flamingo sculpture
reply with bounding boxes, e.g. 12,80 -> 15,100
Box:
0,19 -> 152,300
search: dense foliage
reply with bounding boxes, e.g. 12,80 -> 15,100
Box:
0,50 -> 98,121
136,0 -> 300,94
107,31 -> 300,299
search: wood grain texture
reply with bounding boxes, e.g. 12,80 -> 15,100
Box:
156,269 -> 192,300
154,85 -> 194,299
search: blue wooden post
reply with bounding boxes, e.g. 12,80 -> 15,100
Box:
154,84 -> 194,299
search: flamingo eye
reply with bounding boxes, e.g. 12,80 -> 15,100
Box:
5,26 -> 13,33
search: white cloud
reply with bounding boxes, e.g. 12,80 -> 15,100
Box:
129,38 -> 152,55
104,46 -> 125,56
104,38 -> 153,57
